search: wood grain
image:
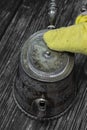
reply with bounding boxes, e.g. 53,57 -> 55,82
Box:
0,0 -> 87,130
0,0 -> 23,39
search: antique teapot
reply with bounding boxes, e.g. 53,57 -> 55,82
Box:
13,0 -> 76,120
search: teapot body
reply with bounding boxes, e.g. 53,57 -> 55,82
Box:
14,64 -> 76,120
13,30 -> 76,120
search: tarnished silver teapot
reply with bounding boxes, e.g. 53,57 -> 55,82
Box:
13,0 -> 77,120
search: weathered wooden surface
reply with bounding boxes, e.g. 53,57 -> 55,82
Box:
0,0 -> 22,39
0,0 -> 87,130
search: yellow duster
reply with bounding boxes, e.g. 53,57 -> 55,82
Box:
43,14 -> 87,55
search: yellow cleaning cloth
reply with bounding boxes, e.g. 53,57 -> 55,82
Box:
43,15 -> 87,55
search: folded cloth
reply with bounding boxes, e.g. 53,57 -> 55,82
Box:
43,13 -> 87,55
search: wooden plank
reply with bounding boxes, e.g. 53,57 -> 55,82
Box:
0,0 -> 87,130
0,1 -> 49,129
0,0 -> 22,39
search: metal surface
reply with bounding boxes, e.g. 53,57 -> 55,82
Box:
48,0 -> 57,25
13,0 -> 76,120
21,29 -> 74,82
80,0 -> 87,12
13,29 -> 76,120
0,0 -> 87,129
13,63 -> 76,120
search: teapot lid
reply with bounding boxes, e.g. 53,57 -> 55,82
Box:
21,30 -> 74,82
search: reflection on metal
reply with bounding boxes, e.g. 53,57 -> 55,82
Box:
32,98 -> 47,118
21,30 -> 74,82
80,1 -> 87,12
48,0 -> 57,25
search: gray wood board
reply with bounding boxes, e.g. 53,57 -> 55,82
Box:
0,0 -> 23,39
0,0 -> 87,130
